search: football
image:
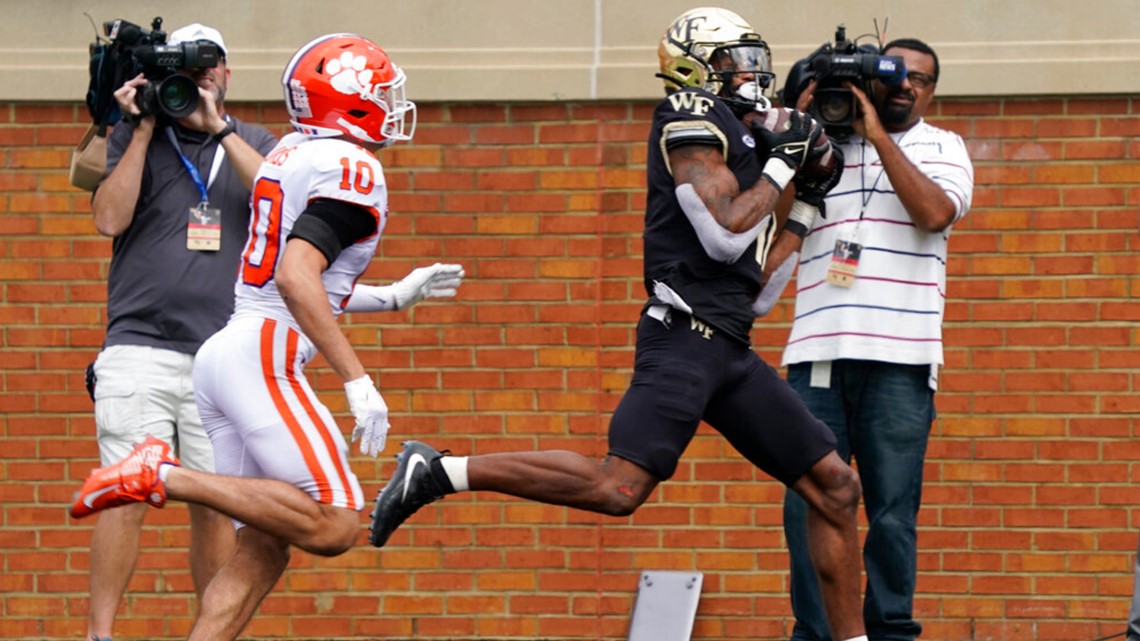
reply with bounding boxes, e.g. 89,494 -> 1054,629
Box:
743,107 -> 837,180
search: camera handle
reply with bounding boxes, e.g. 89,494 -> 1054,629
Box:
834,24 -> 847,48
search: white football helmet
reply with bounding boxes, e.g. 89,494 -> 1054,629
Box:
657,7 -> 774,113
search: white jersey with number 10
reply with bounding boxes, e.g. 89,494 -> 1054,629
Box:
233,132 -> 387,327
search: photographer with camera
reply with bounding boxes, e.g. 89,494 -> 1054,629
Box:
84,22 -> 278,641
780,38 -> 974,641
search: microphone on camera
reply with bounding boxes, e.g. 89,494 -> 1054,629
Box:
105,19 -> 145,45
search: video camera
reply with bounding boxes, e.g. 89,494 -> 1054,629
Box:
782,24 -> 906,140
86,16 -> 220,125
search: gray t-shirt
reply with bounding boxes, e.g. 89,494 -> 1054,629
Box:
100,118 -> 278,354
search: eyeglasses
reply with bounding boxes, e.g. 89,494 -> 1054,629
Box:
906,71 -> 936,89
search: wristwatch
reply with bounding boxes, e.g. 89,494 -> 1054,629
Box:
212,120 -> 236,143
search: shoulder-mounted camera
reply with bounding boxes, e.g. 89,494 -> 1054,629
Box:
781,24 -> 906,140
86,16 -> 221,125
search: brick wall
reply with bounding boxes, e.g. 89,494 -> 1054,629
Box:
0,96 -> 1137,640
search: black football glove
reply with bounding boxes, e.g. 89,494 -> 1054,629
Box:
792,143 -> 845,218
751,110 -> 823,170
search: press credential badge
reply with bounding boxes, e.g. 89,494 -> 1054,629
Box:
825,228 -> 862,288
187,202 -> 222,251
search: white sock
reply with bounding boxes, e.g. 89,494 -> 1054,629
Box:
841,635 -> 869,641
157,462 -> 175,483
439,456 -> 469,492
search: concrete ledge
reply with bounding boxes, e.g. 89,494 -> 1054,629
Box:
2,0 -> 1137,102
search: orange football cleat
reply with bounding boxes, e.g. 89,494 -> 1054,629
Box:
70,435 -> 180,519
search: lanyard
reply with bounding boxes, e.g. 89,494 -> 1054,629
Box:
166,121 -> 228,205
858,127 -> 912,220
859,139 -> 886,220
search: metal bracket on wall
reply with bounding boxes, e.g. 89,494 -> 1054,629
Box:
627,570 -> 703,641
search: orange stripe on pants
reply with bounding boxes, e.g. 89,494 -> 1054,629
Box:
283,327 -> 356,509
260,319 -> 333,504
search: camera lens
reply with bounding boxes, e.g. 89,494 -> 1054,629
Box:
156,74 -> 199,119
815,89 -> 851,125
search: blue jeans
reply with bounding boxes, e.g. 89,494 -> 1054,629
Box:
783,360 -> 934,641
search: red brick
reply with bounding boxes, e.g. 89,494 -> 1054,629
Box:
1102,117 -> 1140,137
12,104 -> 78,123
1004,140 -> 1062,161
1037,117 -> 1098,137
1066,140 -> 1128,160
1004,99 -> 1065,116
1068,97 -> 1131,115
975,118 -> 1037,138
1064,186 -> 1128,206
1002,186 -> 1062,207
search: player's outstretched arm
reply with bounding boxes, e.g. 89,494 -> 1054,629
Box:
345,263 -> 465,313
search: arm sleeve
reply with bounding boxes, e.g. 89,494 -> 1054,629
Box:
675,183 -> 768,264
752,251 -> 799,317
287,198 -> 378,266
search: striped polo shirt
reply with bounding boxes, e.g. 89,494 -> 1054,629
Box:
781,119 -> 974,372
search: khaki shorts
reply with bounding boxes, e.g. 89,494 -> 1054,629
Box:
93,344 -> 216,472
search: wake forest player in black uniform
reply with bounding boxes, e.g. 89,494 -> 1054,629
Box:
370,8 -> 867,641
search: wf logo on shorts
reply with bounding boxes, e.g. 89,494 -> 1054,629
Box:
689,316 -> 714,340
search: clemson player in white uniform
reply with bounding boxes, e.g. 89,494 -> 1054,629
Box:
70,33 -> 463,640
195,134 -> 390,511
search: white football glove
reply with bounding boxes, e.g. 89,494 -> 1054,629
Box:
391,263 -> 465,310
343,263 -> 465,313
344,376 -> 389,457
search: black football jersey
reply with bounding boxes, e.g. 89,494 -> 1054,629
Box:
643,87 -> 765,344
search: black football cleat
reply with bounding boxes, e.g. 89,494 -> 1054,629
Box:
369,440 -> 449,547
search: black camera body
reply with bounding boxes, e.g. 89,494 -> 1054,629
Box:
102,17 -> 220,120
782,24 -> 906,140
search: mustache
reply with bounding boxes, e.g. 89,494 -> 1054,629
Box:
885,87 -> 916,102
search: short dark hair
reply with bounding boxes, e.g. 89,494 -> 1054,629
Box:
883,38 -> 939,82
